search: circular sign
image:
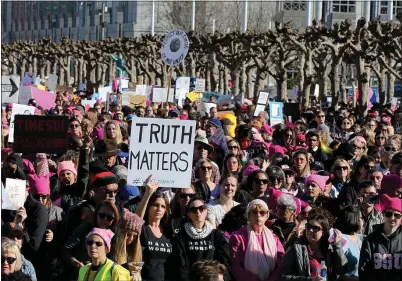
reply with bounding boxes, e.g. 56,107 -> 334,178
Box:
161,30 -> 189,66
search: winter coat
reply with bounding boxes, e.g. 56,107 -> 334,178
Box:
230,225 -> 284,281
21,254 -> 37,281
359,224 -> 402,281
361,207 -> 383,236
1,270 -> 32,281
281,236 -> 348,281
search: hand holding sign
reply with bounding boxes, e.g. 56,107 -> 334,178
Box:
144,175 -> 160,196
15,207 -> 27,224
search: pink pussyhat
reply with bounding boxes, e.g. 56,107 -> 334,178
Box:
380,174 -> 402,197
305,175 -> 329,192
86,228 -> 115,251
57,161 -> 77,178
380,194 -> 402,213
27,174 -> 50,195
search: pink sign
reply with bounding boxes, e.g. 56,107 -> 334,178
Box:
30,86 -> 56,110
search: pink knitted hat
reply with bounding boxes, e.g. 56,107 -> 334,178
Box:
242,165 -> 260,177
57,161 -> 77,178
86,228 -> 115,251
380,194 -> 402,213
118,209 -> 145,234
93,127 -> 104,141
27,174 -> 50,195
269,145 -> 287,156
305,175 -> 329,192
380,174 -> 402,197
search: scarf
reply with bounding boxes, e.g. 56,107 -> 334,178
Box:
184,221 -> 213,240
244,224 -> 277,281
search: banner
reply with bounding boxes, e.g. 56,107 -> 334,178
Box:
13,115 -> 69,154
8,104 -> 36,142
217,95 -> 232,107
3,179 -> 26,210
128,118 -> 196,188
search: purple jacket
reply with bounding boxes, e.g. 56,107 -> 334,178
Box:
229,226 -> 284,281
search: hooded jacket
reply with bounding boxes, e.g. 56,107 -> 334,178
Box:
359,224 -> 402,281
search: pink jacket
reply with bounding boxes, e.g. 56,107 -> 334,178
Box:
229,226 -> 284,281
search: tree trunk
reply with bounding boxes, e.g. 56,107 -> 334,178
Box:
387,72 -> 395,103
340,62 -> 347,103
65,57 -> 71,87
59,67 -> 65,86
231,69 -> 240,97
108,59 -> 114,85
356,58 -> 369,115
376,66 -> 386,105
210,53 -> 219,92
330,59 -> 340,107
224,68 -> 229,94
239,66 -> 246,95
298,53 -> 306,106
219,67 -> 224,93
33,58 -> 38,76
246,67 -> 254,100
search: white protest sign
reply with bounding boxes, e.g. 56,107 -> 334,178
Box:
9,104 -> 35,142
136,85 -> 147,96
314,84 -> 319,97
176,76 -> 190,97
1,182 -> 12,210
257,91 -> 269,105
81,100 -> 97,109
122,92 -> 131,106
161,30 -> 190,66
47,74 -> 58,91
118,78 -> 129,89
128,118 -> 196,188
197,102 -> 216,116
254,104 -> 266,116
2,75 -> 20,104
195,78 -> 206,92
98,86 -> 112,102
18,86 -> 33,105
3,179 -> 26,210
153,88 -> 174,103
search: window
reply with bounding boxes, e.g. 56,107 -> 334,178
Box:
284,1 -> 307,11
380,1 -> 402,15
333,0 -> 356,13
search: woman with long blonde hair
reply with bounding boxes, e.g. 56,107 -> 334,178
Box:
331,159 -> 351,195
112,209 -> 145,278
104,120 -> 123,144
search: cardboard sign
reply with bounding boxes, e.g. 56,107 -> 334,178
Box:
130,95 -> 146,108
13,115 -> 69,154
161,29 -> 190,66
47,74 -> 58,91
195,78 -> 206,92
186,91 -> 202,102
269,102 -> 284,126
136,85 -> 147,96
283,103 -> 301,122
128,118 -> 196,188
254,104 -> 266,116
9,104 -> 36,142
3,179 -> 26,210
257,91 -> 269,105
2,75 -> 20,104
153,88 -> 174,103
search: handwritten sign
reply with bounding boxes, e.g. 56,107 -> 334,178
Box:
186,91 -> 202,102
195,78 -> 205,92
4,179 -> 26,210
13,115 -> 69,154
128,118 -> 196,188
136,85 -> 147,96
8,104 -> 36,142
269,101 -> 284,126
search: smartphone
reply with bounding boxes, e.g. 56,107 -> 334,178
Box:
363,194 -> 380,204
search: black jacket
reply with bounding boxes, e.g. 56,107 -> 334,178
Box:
359,224 -> 402,281
21,194 -> 49,261
2,270 -> 32,281
167,226 -> 231,281
308,148 -> 328,163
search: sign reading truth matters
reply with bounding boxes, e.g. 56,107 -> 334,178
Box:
13,115 -> 69,154
128,118 -> 196,188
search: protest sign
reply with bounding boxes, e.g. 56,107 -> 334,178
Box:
152,88 -> 174,103
209,128 -> 228,155
176,77 -> 190,106
195,78 -> 206,92
22,72 -> 36,85
122,92 -> 130,106
197,102 -> 216,116
47,74 -> 58,91
161,30 -> 190,66
81,100 -> 97,111
201,92 -> 221,102
128,118 -> 196,188
13,115 -> 69,154
284,103 -> 301,122
36,85 -> 46,90
8,104 -> 35,142
79,83 -> 86,91
1,182 -> 12,210
136,85 -> 147,96
3,179 -> 26,210
98,86 -> 112,102
186,91 -> 202,102
217,95 -> 232,107
2,75 -> 20,104
257,91 -> 269,105
254,104 -> 266,116
130,95 -> 146,108
269,101 -> 284,126
25,86 -> 56,110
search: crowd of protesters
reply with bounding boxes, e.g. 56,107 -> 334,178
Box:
1,89 -> 401,281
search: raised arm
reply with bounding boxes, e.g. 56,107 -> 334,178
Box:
135,175 -> 160,219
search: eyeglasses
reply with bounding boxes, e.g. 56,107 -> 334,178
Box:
189,205 -> 207,214
69,123 -> 80,129
376,136 -> 385,140
253,178 -> 268,185
360,192 -> 377,197
228,145 -> 239,150
200,166 -> 212,171
250,210 -> 268,216
179,193 -> 196,199
384,146 -> 397,152
97,212 -> 115,221
86,240 -> 105,247
34,194 -> 48,200
196,146 -> 208,151
306,223 -> 322,232
1,257 -> 16,264
335,166 -> 348,171
383,211 -> 402,219
285,172 -> 294,177
364,164 -> 376,170
269,177 -> 283,183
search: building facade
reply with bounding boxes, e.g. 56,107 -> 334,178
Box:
1,1 -> 167,43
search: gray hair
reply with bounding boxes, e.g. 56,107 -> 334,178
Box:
277,193 -> 297,211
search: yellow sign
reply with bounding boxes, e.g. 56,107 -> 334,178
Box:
36,85 -> 46,90
129,95 -> 146,108
186,91 -> 202,102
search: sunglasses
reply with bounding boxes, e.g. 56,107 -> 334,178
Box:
335,166 -> 348,171
97,212 -> 115,221
69,124 -> 80,129
384,146 -> 397,152
306,223 -> 322,232
364,164 -> 376,170
200,166 -> 212,171
269,177 -> 283,183
189,205 -> 207,213
384,211 -> 402,219
34,194 -> 48,200
196,146 -> 208,151
376,136 -> 385,140
250,210 -> 268,216
86,240 -> 105,247
179,193 -> 196,199
1,257 -> 16,264
228,145 -> 239,150
253,178 -> 268,185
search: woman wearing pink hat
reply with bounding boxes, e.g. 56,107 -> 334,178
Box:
359,194 -> 402,281
78,228 -> 130,281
